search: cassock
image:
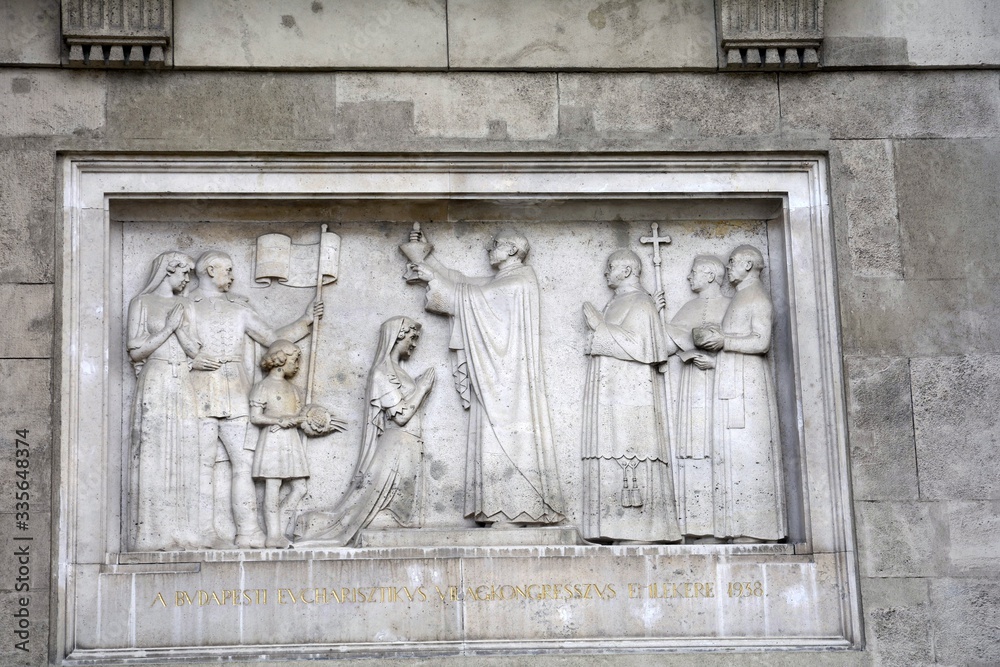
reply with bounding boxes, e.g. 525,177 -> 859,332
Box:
581,286 -> 681,543
425,263 -> 564,523
712,279 -> 786,540
666,294 -> 730,537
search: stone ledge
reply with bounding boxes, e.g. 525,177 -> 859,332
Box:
112,541 -> 799,564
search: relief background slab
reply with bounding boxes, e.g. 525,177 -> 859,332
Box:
58,156 -> 856,662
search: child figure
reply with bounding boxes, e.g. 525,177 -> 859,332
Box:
249,339 -> 312,548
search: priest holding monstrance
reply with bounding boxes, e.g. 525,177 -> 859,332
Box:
403,227 -> 565,526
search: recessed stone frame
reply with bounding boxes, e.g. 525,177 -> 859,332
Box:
57,155 -> 860,663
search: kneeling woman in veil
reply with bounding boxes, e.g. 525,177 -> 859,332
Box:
295,316 -> 435,546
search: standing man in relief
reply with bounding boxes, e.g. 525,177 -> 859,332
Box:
188,250 -> 322,548
666,255 -> 731,539
581,249 -> 681,543
406,230 -> 565,526
693,245 -> 786,542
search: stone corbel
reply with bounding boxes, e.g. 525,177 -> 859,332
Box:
61,0 -> 171,68
717,0 -> 823,70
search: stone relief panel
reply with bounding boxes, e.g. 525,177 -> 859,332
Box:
118,216 -> 790,552
60,157 -> 858,661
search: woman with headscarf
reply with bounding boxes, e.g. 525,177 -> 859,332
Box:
295,316 -> 434,546
127,250 -> 203,551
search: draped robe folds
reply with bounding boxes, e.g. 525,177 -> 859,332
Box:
666,295 -> 730,536
128,294 -> 201,551
294,359 -> 423,546
712,279 -> 786,540
581,288 -> 681,543
425,263 -> 564,523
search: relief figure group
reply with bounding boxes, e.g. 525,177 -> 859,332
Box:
126,224 -> 787,551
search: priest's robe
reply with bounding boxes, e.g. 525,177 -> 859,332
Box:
711,280 -> 786,540
581,287 -> 681,543
666,294 -> 730,537
425,263 -> 564,524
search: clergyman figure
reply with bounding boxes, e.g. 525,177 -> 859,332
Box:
580,249 -> 681,543
188,250 -> 322,548
666,255 -> 731,539
407,230 -> 565,526
693,245 -> 786,542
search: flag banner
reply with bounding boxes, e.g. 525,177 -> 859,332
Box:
254,231 -> 340,287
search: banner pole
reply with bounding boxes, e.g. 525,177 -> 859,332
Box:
305,224 -> 328,404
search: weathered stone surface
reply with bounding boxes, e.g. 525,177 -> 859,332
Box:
929,579 -> 1000,665
336,73 -> 559,141
0,150 -> 55,283
779,71 -> 1000,139
173,0 -> 447,69
822,36 -> 910,68
894,139 -> 1000,282
941,501 -> 1000,576
0,69 -> 105,138
0,0 -> 61,65
0,360 -> 52,514
855,501 -> 936,577
447,0 -> 717,69
844,357 -> 918,500
559,74 -> 780,138
825,0 -> 1000,68
839,276 -> 1000,357
0,285 -> 53,358
911,354 -> 1000,500
860,577 -> 933,667
106,72 -> 337,146
831,140 -> 903,278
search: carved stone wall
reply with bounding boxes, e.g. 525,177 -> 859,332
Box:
718,0 -> 823,69
55,155 -> 858,662
61,0 -> 170,67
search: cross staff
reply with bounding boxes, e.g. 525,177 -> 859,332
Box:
640,223 -> 672,302
640,222 -> 677,490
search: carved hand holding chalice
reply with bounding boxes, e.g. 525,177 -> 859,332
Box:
400,222 -> 434,283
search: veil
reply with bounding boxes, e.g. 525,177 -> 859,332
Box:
351,316 -> 408,484
138,251 -> 195,296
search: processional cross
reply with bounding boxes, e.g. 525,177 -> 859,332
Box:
640,223 -> 672,301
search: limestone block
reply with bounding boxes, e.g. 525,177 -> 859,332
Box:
779,71 -> 1000,139
911,354 -> 1000,499
894,139 -> 1000,282
335,73 -> 559,141
860,577 -> 933,667
839,276 -> 1000,357
825,0 -> 1000,67
0,285 -> 53,358
0,69 -> 105,138
855,501 -> 936,578
173,0 -> 447,69
0,360 -> 52,515
0,150 -> 55,283
0,0 -> 61,65
105,72 -> 337,147
447,0 -> 717,69
929,579 -> 1000,665
558,74 -> 780,138
941,501 -> 1000,575
844,357 -> 917,500
830,140 -> 903,279
0,590 -> 48,666
821,36 -> 909,68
